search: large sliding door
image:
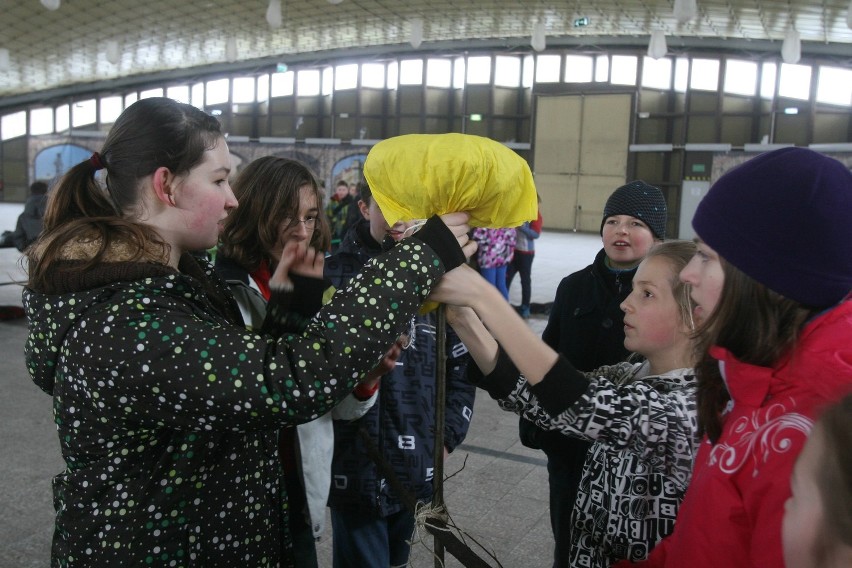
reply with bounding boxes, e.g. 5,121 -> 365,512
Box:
533,93 -> 632,231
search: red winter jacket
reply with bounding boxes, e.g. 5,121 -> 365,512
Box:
619,299 -> 852,568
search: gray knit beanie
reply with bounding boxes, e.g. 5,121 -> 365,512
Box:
600,180 -> 667,239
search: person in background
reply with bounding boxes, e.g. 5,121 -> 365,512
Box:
521,180 -> 667,567
432,240 -> 700,567
782,392 -> 852,568
215,156 -> 400,567
324,183 -> 476,568
471,226 -> 516,300
11,180 -> 48,251
22,96 -> 475,567
325,179 -> 354,252
620,147 -> 852,568
506,193 -> 542,318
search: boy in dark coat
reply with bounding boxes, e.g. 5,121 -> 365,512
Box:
324,184 -> 475,568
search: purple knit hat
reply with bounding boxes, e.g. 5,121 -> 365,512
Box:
693,147 -> 852,308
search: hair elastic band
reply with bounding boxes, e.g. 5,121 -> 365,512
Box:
90,152 -> 104,171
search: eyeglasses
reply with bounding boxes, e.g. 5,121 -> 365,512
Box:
282,215 -> 318,230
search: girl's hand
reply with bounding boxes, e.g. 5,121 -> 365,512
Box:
270,240 -> 325,289
438,212 -> 478,260
362,337 -> 405,385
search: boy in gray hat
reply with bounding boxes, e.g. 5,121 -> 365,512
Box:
519,180 -> 667,567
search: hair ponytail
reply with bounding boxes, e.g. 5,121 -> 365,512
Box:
42,159 -> 117,235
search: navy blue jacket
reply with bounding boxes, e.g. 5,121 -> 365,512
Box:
324,220 -> 475,516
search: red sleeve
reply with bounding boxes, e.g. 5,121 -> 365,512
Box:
530,211 -> 543,234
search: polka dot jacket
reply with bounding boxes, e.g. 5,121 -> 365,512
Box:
23,223 -> 452,567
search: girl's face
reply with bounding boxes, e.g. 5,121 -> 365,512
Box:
620,255 -> 689,371
270,184 -> 318,259
679,239 -> 725,323
171,138 -> 237,251
602,215 -> 657,269
782,425 -> 826,568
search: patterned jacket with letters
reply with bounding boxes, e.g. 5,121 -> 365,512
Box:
473,353 -> 698,568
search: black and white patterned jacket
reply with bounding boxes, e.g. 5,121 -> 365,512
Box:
472,352 -> 699,568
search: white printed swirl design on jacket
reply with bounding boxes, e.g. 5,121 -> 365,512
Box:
708,404 -> 813,476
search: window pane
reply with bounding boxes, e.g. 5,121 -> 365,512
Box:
124,93 -> 138,108
453,58 -> 466,89
335,64 -> 358,90
297,70 -> 320,96
778,63 -> 811,100
494,56 -> 520,87
641,56 -> 671,90
232,77 -> 256,103
140,87 -> 164,99
166,86 -> 190,104
565,55 -> 593,83
467,56 -> 491,84
99,96 -> 123,124
427,59 -> 452,88
611,55 -> 637,85
816,66 -> 852,106
1,111 -> 26,140
522,55 -> 534,88
595,55 -> 609,82
271,71 -> 294,96
724,59 -> 758,96
362,63 -> 385,88
72,99 -> 96,127
256,74 -> 269,102
55,104 -> 70,132
760,63 -> 777,99
690,58 -> 719,91
387,61 -> 399,90
30,107 -> 54,135
399,59 -> 423,85
674,58 -> 689,92
206,79 -> 229,105
190,83 -> 204,107
535,54 -> 561,83
322,67 -> 333,95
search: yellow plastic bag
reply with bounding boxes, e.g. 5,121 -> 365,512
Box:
363,133 -> 538,228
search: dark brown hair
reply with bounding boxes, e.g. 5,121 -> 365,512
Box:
693,259 -> 813,441
219,156 -> 330,271
27,97 -> 223,289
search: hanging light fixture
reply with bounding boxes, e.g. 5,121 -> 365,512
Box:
647,30 -> 668,59
266,0 -> 282,29
781,27 -> 801,64
105,40 -> 121,65
0,48 -> 10,72
225,37 -> 238,63
40,0 -> 60,10
409,18 -> 423,49
673,0 -> 697,24
531,21 -> 546,52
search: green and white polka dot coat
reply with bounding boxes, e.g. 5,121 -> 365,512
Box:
24,239 -> 445,567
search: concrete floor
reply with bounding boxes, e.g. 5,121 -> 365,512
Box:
0,212 -> 603,568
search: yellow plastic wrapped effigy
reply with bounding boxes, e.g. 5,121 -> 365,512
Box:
363,133 -> 538,229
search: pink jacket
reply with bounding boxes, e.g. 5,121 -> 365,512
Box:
620,299 -> 852,568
